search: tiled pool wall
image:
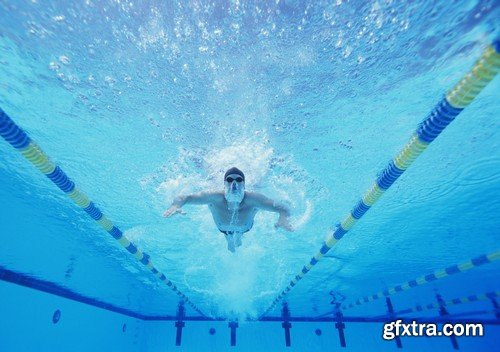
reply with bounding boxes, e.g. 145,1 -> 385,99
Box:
1,280 -> 498,351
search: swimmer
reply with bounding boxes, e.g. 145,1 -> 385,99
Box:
163,167 -> 293,252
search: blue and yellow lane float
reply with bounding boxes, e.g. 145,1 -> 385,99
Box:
0,109 -> 205,316
392,290 -> 500,316
262,41 -> 499,316
341,250 -> 500,310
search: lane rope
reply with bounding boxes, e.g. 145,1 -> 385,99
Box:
391,291 -> 500,316
0,109 -> 206,316
261,41 -> 500,317
341,250 -> 500,310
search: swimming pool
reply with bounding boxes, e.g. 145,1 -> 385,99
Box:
0,1 -> 499,351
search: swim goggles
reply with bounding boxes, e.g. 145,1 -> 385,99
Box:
225,176 -> 244,183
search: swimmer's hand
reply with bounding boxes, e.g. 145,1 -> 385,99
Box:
163,204 -> 186,217
275,215 -> 294,232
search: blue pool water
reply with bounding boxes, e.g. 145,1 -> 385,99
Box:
0,1 -> 499,351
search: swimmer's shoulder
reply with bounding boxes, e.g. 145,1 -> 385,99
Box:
243,191 -> 266,206
204,190 -> 224,205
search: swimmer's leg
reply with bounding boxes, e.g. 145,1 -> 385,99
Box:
235,232 -> 242,247
225,234 -> 236,253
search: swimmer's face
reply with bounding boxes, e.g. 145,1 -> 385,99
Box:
224,174 -> 245,202
225,174 -> 245,191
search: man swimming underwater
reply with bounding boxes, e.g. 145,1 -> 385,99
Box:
163,167 -> 293,252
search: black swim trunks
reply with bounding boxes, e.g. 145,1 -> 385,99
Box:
220,229 -> 247,236
219,222 -> 254,236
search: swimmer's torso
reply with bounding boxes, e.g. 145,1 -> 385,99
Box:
208,192 -> 258,232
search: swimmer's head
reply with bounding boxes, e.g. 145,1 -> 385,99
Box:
224,167 -> 245,204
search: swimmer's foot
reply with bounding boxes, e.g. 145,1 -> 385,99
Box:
226,234 -> 236,253
227,240 -> 236,253
235,233 -> 242,247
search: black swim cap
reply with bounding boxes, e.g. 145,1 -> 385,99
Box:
224,167 -> 245,181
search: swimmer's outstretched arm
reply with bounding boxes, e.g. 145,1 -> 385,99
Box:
163,192 -> 220,217
247,192 -> 294,231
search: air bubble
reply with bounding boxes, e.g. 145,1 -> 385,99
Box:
59,55 -> 70,65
